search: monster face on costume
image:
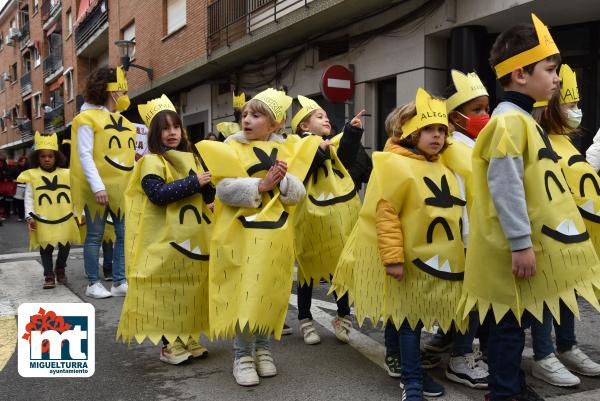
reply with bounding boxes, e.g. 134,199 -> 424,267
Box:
30,175 -> 74,224
306,157 -> 356,207
103,115 -> 135,172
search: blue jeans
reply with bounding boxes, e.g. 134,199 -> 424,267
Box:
83,207 -> 125,285
234,326 -> 270,359
487,311 -> 533,401
452,311 -> 480,356
384,319 -> 400,357
399,319 -> 424,390
531,302 -> 577,360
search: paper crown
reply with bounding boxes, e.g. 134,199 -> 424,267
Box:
34,131 -> 58,151
559,64 -> 579,104
216,122 -> 240,138
138,94 -> 177,127
252,88 -> 292,123
291,95 -> 323,134
494,14 -> 560,78
446,70 -> 489,112
106,66 -> 128,92
233,92 -> 246,109
401,88 -> 448,139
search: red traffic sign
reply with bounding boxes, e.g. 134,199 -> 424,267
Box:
321,65 -> 355,103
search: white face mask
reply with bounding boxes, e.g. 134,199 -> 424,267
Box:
566,108 -> 582,129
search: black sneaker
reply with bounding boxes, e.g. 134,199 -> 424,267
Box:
517,386 -> 545,401
424,330 -> 452,353
421,350 -> 441,369
401,386 -> 422,401
281,323 -> 292,336
385,355 -> 402,378
400,372 -> 445,397
103,268 -> 113,281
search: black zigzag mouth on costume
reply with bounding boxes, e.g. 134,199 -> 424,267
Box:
29,212 -> 74,225
104,155 -> 134,171
578,206 -> 600,224
541,222 -> 589,244
169,241 -> 209,261
308,188 -> 356,206
237,211 -> 289,229
412,257 -> 464,281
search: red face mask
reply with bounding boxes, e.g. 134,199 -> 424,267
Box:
458,113 -> 490,138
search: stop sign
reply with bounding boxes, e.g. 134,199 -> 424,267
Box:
321,65 -> 355,103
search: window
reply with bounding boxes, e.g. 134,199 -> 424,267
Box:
11,107 -> 18,126
66,9 -> 72,36
64,69 -> 74,100
0,32 -> 3,50
0,116 -> 5,132
166,0 -> 186,34
10,63 -> 17,82
33,0 -> 39,14
122,22 -> 135,59
32,45 -> 40,67
33,93 -> 41,118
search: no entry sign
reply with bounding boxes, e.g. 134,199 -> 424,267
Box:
321,65 -> 355,103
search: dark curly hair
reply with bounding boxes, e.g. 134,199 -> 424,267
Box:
84,67 -> 117,106
29,149 -> 67,169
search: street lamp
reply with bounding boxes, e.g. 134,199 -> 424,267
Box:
114,40 -> 153,81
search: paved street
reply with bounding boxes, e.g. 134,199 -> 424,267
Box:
1,218 -> 600,401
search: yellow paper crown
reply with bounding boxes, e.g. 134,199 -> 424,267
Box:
494,14 -> 560,78
138,94 -> 177,127
446,70 -> 489,112
253,88 -> 292,123
401,88 -> 448,139
291,95 -> 323,134
106,66 -> 129,92
216,122 -> 241,138
34,131 -> 58,151
233,92 -> 246,109
559,64 -> 579,104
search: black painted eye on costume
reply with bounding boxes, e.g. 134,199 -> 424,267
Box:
38,193 -> 52,206
178,204 -> 211,225
128,137 -> 136,149
544,170 -> 566,201
108,135 -> 122,149
57,192 -> 71,204
426,216 -> 455,243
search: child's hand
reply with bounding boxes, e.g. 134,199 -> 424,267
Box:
319,140 -> 333,150
207,203 -> 215,212
350,109 -> 367,129
385,263 -> 404,281
258,165 -> 284,192
95,190 -> 109,206
27,218 -> 36,231
512,248 -> 536,278
198,171 -> 212,187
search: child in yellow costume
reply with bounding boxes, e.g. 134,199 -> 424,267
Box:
70,66 -> 136,299
215,92 -> 246,141
457,15 -> 600,401
289,96 -> 365,345
528,66 -> 600,385
117,95 -> 214,365
19,132 -> 80,289
332,88 -> 465,399
196,88 -> 320,387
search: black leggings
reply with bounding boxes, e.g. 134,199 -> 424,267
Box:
40,243 -> 70,276
297,277 -> 350,320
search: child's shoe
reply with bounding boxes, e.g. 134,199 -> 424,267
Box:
400,372 -> 444,397
55,267 -> 67,284
281,323 -> 292,335
185,337 -> 208,359
85,282 -> 112,298
385,354 -> 402,378
558,346 -> 600,376
424,330 -> 452,353
103,267 -> 113,281
255,348 -> 277,377
160,338 -> 191,365
420,350 -> 441,369
401,385 -> 423,401
445,353 -> 488,389
110,282 -> 128,296
299,318 -> 321,345
233,356 -> 259,386
531,353 -> 580,387
43,274 -> 55,289
332,315 -> 352,343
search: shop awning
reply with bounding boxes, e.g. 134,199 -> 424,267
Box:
48,75 -> 64,92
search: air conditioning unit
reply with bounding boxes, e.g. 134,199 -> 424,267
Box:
8,27 -> 20,40
2,72 -> 10,81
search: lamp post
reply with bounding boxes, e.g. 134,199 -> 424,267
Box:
114,40 -> 153,81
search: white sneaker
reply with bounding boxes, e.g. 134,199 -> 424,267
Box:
532,353 -> 580,387
332,315 -> 352,343
299,319 -> 321,345
558,346 -> 600,376
110,282 -> 128,296
255,348 -> 277,377
233,356 -> 259,386
85,282 -> 112,299
445,353 -> 489,389
160,338 -> 191,365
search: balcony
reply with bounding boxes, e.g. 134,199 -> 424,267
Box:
19,21 -> 30,48
41,0 -> 62,24
19,120 -> 34,142
20,71 -> 32,97
44,104 -> 64,133
43,45 -> 63,83
207,0 -> 313,54
74,0 -> 108,57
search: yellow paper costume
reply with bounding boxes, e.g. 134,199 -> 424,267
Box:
216,122 -> 241,138
458,112 -> 600,323
70,68 -> 136,221
196,135 -> 321,340
17,132 -> 80,250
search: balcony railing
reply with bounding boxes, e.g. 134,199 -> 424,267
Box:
207,0 -> 312,54
19,120 -> 33,141
19,21 -> 30,46
41,0 -> 62,23
44,103 -> 64,133
20,71 -> 32,96
75,0 -> 108,49
43,45 -> 63,80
